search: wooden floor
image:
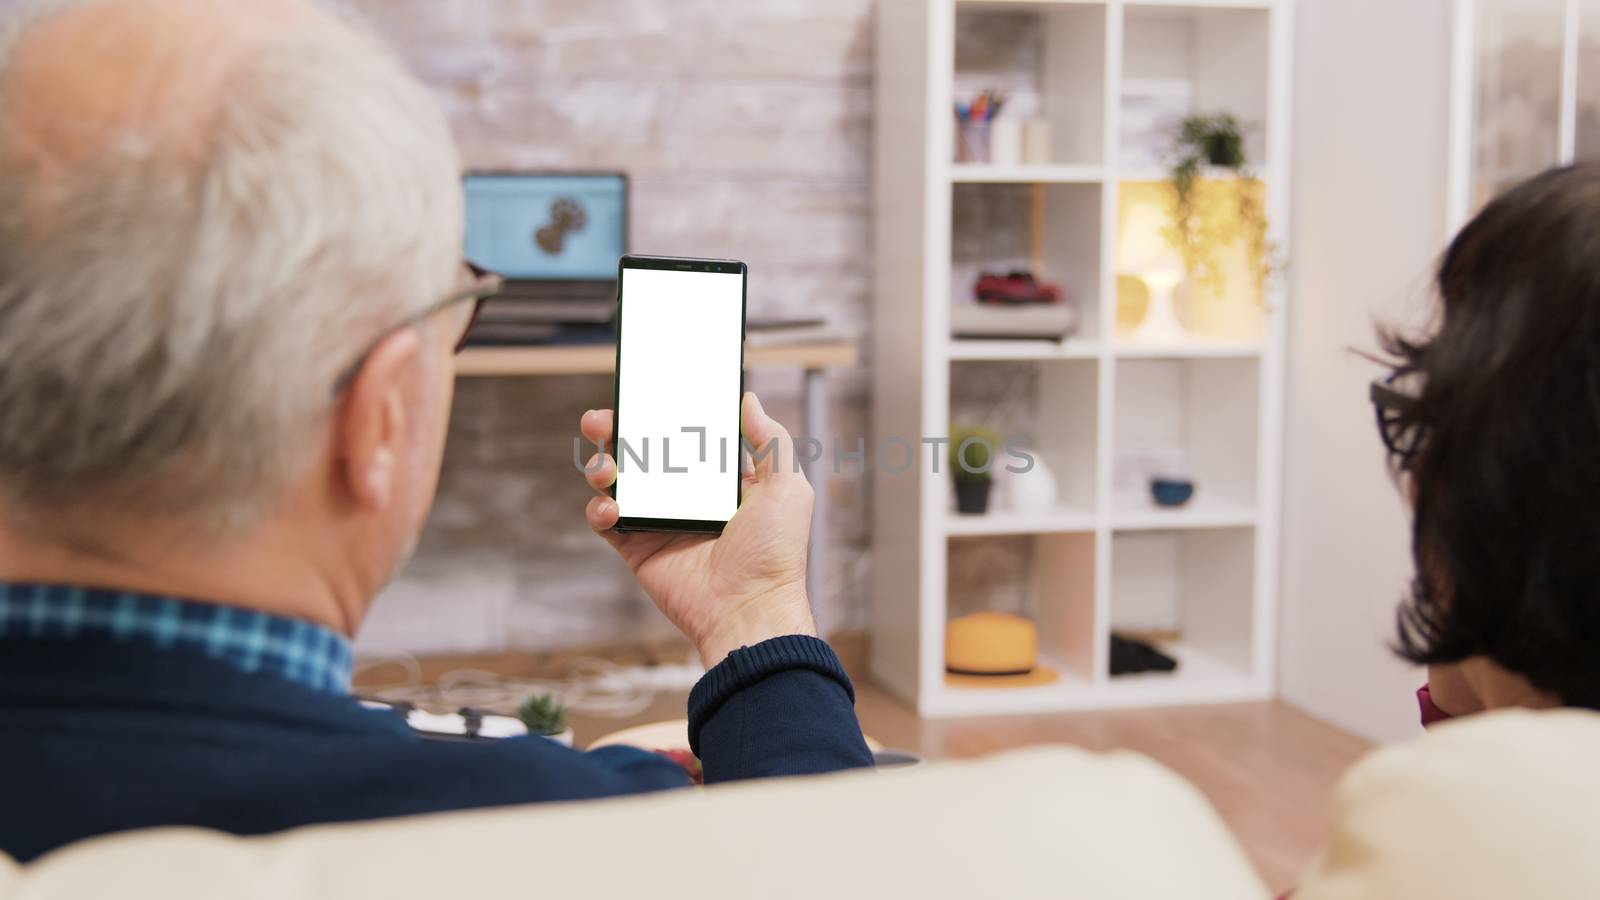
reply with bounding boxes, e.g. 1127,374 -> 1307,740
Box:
852,689 -> 1371,892
361,644 -> 1373,894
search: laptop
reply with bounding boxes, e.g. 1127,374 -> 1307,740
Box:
462,172 -> 627,343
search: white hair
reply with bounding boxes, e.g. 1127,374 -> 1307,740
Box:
0,0 -> 462,527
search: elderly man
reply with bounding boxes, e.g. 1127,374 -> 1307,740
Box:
0,0 -> 872,863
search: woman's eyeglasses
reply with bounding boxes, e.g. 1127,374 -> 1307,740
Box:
333,261 -> 503,392
1370,370 -> 1425,462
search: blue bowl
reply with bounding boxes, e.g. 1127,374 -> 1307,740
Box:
1150,478 -> 1195,508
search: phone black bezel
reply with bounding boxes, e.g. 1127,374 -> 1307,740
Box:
610,254 -> 748,535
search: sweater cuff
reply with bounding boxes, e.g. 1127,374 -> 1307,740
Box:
687,635 -> 854,756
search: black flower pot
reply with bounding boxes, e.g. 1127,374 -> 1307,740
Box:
1205,132 -> 1244,168
954,478 -> 992,515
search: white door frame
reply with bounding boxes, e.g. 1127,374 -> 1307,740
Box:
1447,0 -> 1586,233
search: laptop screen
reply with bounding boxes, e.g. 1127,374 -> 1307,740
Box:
464,173 -> 626,281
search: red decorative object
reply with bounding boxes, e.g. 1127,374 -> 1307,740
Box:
973,271 -> 1064,305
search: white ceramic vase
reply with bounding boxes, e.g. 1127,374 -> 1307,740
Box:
1008,455 -> 1059,513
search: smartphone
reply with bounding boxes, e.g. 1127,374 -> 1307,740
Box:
610,255 -> 748,533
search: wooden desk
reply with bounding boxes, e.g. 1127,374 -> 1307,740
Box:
455,342 -> 857,377
455,340 -> 859,605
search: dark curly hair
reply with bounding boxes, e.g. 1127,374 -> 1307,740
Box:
1380,164 -> 1600,709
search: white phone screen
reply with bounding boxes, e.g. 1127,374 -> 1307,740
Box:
614,264 -> 745,524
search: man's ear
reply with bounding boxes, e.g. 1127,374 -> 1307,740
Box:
337,328 -> 422,511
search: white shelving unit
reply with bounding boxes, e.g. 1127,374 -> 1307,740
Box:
871,0 -> 1293,715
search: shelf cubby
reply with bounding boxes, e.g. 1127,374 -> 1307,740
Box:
1120,5 -> 1272,171
948,358 -> 1099,525
1111,356 -> 1258,519
952,182 -> 1104,339
954,2 -> 1108,168
1108,527 -> 1257,695
1114,177 -> 1270,342
941,530 -> 1098,713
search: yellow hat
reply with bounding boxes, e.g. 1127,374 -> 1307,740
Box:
944,612 -> 1059,688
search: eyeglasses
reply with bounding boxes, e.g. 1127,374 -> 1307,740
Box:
1370,369 -> 1425,463
333,261 -> 503,393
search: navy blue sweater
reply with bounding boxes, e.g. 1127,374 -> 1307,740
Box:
0,634 -> 873,862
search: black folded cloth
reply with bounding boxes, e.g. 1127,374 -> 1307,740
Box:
1110,634 -> 1179,676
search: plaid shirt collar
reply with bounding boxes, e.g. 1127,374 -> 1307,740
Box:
0,583 -> 353,695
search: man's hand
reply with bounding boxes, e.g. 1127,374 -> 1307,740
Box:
578,393 -> 817,667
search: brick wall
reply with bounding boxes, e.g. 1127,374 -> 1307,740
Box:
343,0 -> 876,654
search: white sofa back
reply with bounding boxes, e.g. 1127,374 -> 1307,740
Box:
6,709 -> 1598,899
0,746 -> 1266,899
1295,709 -> 1600,899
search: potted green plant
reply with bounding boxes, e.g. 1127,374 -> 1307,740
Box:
950,425 -> 1000,515
1163,112 -> 1278,304
516,692 -> 573,747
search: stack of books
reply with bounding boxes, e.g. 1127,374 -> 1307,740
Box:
950,302 -> 1079,341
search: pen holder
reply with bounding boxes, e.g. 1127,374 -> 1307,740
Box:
955,120 -> 991,164
1022,118 -> 1053,165
989,117 -> 1022,167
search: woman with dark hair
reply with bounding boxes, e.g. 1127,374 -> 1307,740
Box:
1373,163 -> 1600,721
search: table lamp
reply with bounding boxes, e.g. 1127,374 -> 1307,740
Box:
1118,193 -> 1189,344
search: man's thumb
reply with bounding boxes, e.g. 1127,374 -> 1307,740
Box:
741,392 -> 792,480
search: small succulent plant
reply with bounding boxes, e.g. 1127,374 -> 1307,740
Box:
516,692 -> 570,736
949,425 -> 1002,483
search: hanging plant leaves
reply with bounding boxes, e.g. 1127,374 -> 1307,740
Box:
1163,113 -> 1282,305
